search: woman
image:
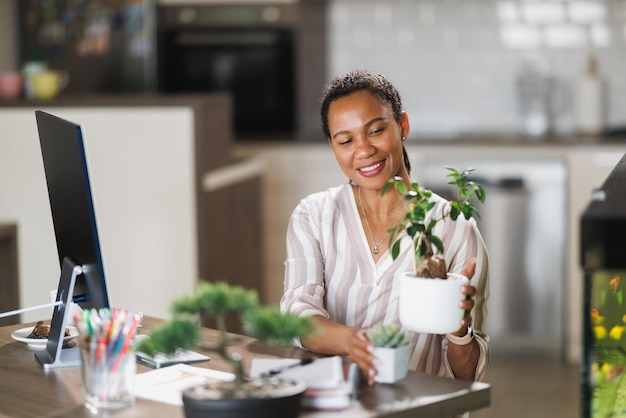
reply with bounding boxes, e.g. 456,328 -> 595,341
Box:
280,69 -> 489,385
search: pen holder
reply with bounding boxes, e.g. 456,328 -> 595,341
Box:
76,308 -> 142,412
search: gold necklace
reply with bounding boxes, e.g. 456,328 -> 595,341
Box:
358,186 -> 406,255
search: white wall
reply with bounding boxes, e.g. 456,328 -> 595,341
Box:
0,107 -> 197,322
327,0 -> 626,137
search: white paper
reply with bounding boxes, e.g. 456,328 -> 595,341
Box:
249,356 -> 345,389
134,363 -> 235,406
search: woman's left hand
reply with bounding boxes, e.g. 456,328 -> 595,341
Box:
451,258 -> 477,337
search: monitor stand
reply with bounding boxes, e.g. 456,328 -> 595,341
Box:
35,257 -> 83,369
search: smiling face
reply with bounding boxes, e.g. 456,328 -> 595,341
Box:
327,90 -> 410,190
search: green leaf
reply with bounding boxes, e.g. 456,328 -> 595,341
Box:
243,307 -> 314,345
462,203 -> 475,219
391,240 -> 401,260
476,185 -> 487,203
136,318 -> 201,356
381,182 -> 393,195
427,235 -> 444,254
424,219 -> 437,234
172,282 -> 259,317
450,203 -> 461,220
406,224 -> 420,238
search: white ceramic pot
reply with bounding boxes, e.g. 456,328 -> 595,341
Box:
398,272 -> 469,334
373,344 -> 412,384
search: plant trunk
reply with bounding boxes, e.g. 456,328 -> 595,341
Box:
215,314 -> 245,389
415,240 -> 447,278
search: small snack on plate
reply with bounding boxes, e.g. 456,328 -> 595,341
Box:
26,321 -> 70,339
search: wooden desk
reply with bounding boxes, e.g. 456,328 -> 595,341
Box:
0,318 -> 490,418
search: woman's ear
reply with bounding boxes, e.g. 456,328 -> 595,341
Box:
400,111 -> 410,139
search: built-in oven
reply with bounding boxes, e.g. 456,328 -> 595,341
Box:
157,3 -> 298,138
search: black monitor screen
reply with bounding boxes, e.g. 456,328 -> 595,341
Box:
35,110 -> 109,311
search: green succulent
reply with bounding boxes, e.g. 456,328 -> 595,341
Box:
366,323 -> 410,348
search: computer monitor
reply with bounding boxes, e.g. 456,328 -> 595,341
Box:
33,110 -> 110,369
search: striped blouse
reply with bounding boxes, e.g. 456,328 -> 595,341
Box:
280,183 -> 490,381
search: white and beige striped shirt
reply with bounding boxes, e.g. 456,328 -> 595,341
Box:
281,183 -> 490,381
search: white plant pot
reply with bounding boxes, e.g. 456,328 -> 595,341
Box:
373,344 -> 412,384
398,272 -> 469,334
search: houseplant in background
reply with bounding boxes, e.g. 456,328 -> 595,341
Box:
136,281 -> 314,418
382,167 -> 486,334
366,323 -> 411,383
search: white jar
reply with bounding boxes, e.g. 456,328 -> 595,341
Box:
575,56 -> 605,138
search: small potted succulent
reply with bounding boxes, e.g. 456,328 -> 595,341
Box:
136,281 -> 314,418
365,323 -> 411,383
382,167 -> 486,334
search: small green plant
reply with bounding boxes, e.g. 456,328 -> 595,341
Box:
366,323 -> 410,348
382,167 -> 486,278
136,281 -> 314,392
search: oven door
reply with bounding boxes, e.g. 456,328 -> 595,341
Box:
159,27 -> 296,136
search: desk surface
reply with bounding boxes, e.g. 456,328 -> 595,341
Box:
0,318 -> 490,418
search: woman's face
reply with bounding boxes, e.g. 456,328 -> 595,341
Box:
327,90 -> 409,189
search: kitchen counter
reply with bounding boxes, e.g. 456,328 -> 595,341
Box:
0,93 -> 229,107
239,132 -> 626,146
409,131 -> 626,145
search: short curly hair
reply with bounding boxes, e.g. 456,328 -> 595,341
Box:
320,69 -> 403,139
319,69 -> 410,174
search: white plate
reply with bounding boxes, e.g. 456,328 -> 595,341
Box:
11,325 -> 79,350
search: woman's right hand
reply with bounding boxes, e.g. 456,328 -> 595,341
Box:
302,317 -> 379,385
347,328 -> 378,385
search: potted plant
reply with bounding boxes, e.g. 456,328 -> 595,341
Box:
382,167 -> 486,334
136,281 -> 314,418
365,323 -> 411,383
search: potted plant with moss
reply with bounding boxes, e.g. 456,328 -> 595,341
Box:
382,167 -> 486,334
366,323 -> 411,383
136,281 -> 314,418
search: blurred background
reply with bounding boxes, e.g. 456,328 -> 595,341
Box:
325,0 -> 626,139
2,0 -> 626,138
1,2 -> 626,416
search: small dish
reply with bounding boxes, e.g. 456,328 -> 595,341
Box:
11,325 -> 79,350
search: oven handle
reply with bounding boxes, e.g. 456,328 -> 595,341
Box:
174,32 -> 280,47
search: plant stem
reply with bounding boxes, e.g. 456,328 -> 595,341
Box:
215,314 -> 245,389
413,236 -> 422,276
